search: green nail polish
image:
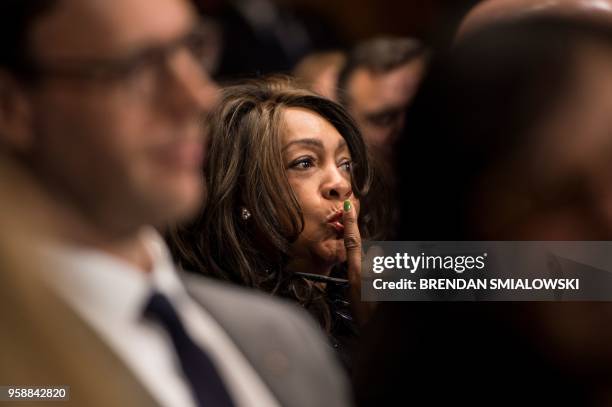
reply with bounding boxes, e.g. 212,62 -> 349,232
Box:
344,200 -> 351,212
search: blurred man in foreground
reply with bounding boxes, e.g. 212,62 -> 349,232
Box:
0,1 -> 351,406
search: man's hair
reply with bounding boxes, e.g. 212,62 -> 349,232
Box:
337,36 -> 426,105
0,0 -> 59,77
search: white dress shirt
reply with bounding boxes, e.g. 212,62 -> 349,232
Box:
42,227 -> 280,407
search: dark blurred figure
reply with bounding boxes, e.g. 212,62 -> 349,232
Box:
293,50 -> 346,101
337,36 -> 427,156
199,0 -> 343,81
354,17 -> 612,406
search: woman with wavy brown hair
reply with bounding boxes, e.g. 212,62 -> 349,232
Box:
169,78 -> 385,367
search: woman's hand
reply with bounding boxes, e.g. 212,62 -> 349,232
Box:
343,199 -> 376,324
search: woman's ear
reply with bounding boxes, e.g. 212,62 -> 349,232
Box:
0,71 -> 35,153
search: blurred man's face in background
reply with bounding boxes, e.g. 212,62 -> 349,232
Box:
20,0 -> 218,233
344,58 -> 424,151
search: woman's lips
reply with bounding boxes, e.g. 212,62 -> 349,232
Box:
327,210 -> 345,235
329,221 -> 345,234
327,210 -> 343,222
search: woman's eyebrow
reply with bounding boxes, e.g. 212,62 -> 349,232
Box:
282,138 -> 324,152
336,139 -> 348,153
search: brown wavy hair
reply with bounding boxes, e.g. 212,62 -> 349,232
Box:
168,77 -> 385,331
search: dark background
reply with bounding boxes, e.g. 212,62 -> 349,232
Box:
193,0 -> 483,79
198,0 -> 480,42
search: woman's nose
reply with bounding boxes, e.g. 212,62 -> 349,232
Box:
321,168 -> 352,200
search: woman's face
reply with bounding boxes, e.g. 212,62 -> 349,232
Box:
281,107 -> 360,273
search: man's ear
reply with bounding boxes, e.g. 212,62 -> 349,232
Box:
0,71 -> 35,152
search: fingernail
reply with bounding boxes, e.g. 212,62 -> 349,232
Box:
344,200 -> 351,212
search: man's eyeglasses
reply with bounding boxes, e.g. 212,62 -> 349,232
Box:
25,25 -> 215,96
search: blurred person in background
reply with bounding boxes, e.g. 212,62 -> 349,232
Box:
336,36 -> 428,156
293,50 -> 346,101
169,78 -> 384,369
458,0 -> 612,38
336,37 -> 427,240
354,17 -> 612,406
0,1 -> 352,406
190,17 -> 224,78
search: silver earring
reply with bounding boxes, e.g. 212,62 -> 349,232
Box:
241,207 -> 252,221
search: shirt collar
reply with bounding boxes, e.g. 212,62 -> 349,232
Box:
41,227 -> 187,323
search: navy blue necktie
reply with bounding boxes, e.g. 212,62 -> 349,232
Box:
143,291 -> 236,407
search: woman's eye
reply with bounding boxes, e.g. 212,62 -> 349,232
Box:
339,160 -> 352,171
290,157 -> 315,170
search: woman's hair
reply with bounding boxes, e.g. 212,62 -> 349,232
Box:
169,77 -> 383,331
